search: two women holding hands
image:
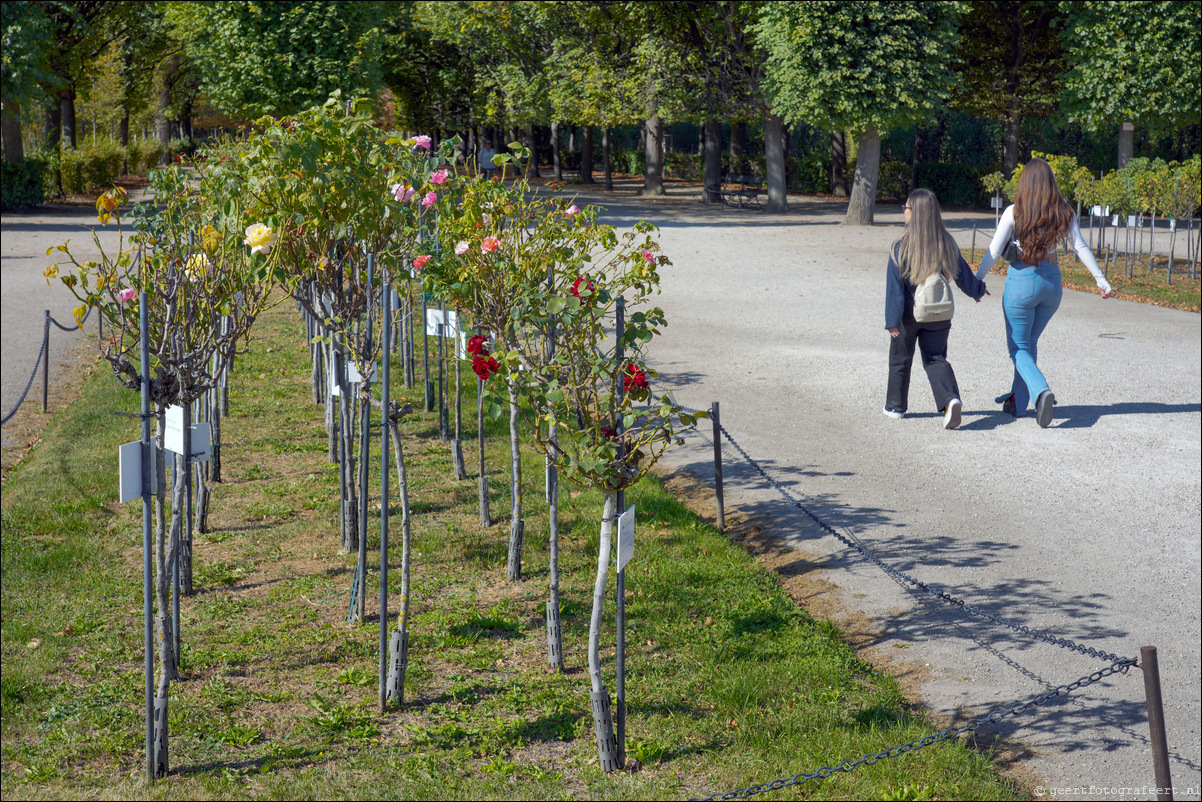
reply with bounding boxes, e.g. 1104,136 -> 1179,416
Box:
885,158 -> 1111,429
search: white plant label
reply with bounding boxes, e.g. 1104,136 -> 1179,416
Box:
426,309 -> 460,339
189,423 -> 210,463
119,441 -> 143,503
616,504 -> 636,573
990,196 -> 1003,209
165,405 -> 185,455
1127,215 -> 1138,227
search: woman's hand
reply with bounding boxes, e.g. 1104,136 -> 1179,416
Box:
975,285 -> 990,302
1100,287 -> 1112,299
888,327 -> 899,338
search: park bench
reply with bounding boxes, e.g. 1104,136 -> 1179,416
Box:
719,175 -> 763,209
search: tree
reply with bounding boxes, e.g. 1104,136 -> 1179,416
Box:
755,1 -> 962,225
952,1 -> 1067,175
187,0 -> 386,119
1059,0 -> 1201,168
1,0 -> 55,161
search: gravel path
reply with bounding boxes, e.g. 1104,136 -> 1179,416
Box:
1,201 -> 138,442
582,183 -> 1200,801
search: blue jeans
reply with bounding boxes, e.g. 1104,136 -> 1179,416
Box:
1002,259 -> 1062,414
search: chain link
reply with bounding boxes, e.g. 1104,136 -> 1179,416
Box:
49,306 -> 91,332
677,402 -> 1128,665
691,660 -> 1134,801
674,401 -> 1139,800
1,318 -> 51,425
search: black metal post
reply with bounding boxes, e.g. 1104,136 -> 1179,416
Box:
380,280 -> 391,712
42,310 -> 49,412
1141,646 -> 1173,801
712,401 -> 725,531
139,292 -> 154,782
615,295 -> 626,769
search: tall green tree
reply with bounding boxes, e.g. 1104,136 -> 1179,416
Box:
187,0 -> 386,118
953,0 -> 1067,175
2,0 -> 55,161
1059,0 -> 1201,168
755,1 -> 963,225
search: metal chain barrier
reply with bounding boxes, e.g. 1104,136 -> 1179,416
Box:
1,318 -> 51,425
677,402 -> 1129,665
1,308 -> 93,426
670,401 -> 1140,800
692,659 -> 1135,801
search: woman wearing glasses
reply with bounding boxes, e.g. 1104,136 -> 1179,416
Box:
975,158 -> 1112,427
884,188 -> 989,429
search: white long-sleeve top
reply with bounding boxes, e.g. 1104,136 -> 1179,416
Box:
976,205 -> 1112,295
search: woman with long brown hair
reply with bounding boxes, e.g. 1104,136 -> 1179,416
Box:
975,158 -> 1112,427
884,188 -> 989,429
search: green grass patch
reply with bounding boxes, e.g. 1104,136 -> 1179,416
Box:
0,299 -> 1022,799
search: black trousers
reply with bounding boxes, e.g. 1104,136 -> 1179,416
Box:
885,316 -> 960,413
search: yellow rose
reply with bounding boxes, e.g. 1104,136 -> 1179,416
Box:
184,253 -> 211,282
244,223 -> 275,255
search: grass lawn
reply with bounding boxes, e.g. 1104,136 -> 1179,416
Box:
1,298 -> 1023,800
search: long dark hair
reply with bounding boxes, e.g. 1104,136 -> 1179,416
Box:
1014,158 -> 1074,264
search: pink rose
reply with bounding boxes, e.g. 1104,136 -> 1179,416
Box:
566,205 -> 580,216
118,288 -> 137,304
481,236 -> 500,254
454,240 -> 469,256
429,169 -> 448,185
422,191 -> 438,207
392,183 -> 415,202
413,255 -> 431,270
414,135 -> 432,150
640,248 -> 655,264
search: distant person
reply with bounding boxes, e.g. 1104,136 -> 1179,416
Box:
884,188 -> 989,429
976,157 -> 1112,427
478,140 -> 497,180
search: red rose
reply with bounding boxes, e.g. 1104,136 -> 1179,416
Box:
473,353 -> 499,380
599,427 -> 618,441
623,364 -> 649,392
569,276 -> 594,299
467,334 -> 488,356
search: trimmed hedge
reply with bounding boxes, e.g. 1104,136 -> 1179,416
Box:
1,159 -> 49,211
60,140 -> 125,196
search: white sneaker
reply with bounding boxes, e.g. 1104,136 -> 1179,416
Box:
943,398 -> 962,430
883,406 -> 904,419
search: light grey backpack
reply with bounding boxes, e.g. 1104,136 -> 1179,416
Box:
913,271 -> 955,322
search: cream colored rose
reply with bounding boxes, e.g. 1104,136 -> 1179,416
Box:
244,223 -> 275,255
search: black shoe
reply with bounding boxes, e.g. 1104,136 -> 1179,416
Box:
1001,394 -> 1016,417
1035,390 -> 1055,428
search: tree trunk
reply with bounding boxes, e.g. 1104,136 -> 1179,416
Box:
45,102 -> 61,150
731,121 -> 747,173
1117,121 -> 1134,168
844,127 -> 880,226
581,126 -> 594,184
526,123 -> 539,178
181,100 -> 193,143
1,98 -> 23,163
551,121 -> 562,181
119,111 -> 129,147
588,493 -> 619,771
1002,111 -> 1021,176
602,127 -> 612,191
506,378 -> 523,581
830,129 -> 848,196
386,419 -> 413,707
546,422 -> 564,671
60,89 -> 76,149
640,116 -> 665,196
703,119 -> 722,203
764,112 -> 787,213
909,125 -> 924,195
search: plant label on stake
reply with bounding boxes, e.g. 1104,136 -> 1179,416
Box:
188,423 -> 210,463
426,308 -> 459,339
616,505 -> 635,573
165,405 -> 186,455
119,441 -> 145,503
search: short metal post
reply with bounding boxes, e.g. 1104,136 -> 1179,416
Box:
1140,646 -> 1173,801
42,310 -> 50,412
971,224 -> 977,265
712,401 -> 725,531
